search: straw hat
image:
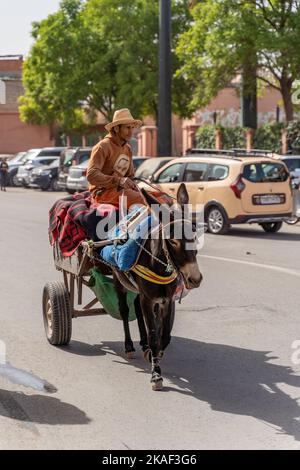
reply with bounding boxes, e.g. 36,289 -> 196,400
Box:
105,108 -> 142,131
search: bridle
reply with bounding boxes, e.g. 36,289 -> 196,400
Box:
131,216 -> 196,287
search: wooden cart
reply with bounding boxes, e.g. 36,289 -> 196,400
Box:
42,239 -> 114,345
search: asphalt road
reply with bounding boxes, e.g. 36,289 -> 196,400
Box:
0,187 -> 300,450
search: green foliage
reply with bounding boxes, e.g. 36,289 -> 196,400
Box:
253,122 -> 284,153
195,125 -> 246,150
221,126 -> 246,150
20,0 -> 193,132
286,121 -> 300,151
20,0 -> 94,130
195,122 -> 290,152
176,0 -> 300,121
195,125 -> 216,149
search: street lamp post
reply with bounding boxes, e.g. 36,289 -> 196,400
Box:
158,0 -> 172,156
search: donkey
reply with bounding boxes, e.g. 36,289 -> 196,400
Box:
111,183 -> 202,390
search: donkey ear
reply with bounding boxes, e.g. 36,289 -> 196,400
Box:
141,188 -> 161,208
177,183 -> 189,206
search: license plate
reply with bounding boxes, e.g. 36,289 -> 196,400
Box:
254,194 -> 283,205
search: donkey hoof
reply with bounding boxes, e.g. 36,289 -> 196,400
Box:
126,351 -> 135,360
152,379 -> 163,391
158,350 -> 164,360
143,349 -> 152,363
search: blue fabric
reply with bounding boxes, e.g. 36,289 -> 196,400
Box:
100,210 -> 153,271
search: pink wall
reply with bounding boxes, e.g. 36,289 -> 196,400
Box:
0,56 -> 54,154
186,86 -> 284,128
0,113 -> 54,153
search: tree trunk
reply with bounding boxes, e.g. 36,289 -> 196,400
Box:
281,81 -> 294,122
241,61 -> 257,129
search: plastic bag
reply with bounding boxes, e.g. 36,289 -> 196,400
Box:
89,268 -> 137,321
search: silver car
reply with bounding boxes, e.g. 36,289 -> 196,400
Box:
66,160 -> 89,194
17,156 -> 60,187
135,156 -> 175,181
66,156 -> 150,194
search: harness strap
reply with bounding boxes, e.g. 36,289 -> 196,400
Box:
132,264 -> 177,285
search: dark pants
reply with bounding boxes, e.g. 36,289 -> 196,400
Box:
0,172 -> 7,189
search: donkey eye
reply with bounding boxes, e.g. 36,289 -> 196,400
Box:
169,239 -> 180,247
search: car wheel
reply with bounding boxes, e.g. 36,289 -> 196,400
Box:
67,188 -> 76,194
285,216 -> 299,225
50,177 -> 60,191
206,206 -> 229,235
10,171 -> 19,187
260,222 -> 283,233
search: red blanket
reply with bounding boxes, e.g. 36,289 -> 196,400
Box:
49,191 -> 117,257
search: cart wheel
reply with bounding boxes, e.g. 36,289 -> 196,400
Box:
43,281 -> 72,345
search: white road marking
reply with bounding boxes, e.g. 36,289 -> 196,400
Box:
198,254 -> 300,278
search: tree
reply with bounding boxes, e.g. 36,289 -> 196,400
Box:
20,0 -> 193,133
78,0 -> 194,120
20,0 -> 95,132
176,0 -> 300,122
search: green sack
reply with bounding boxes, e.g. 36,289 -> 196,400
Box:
89,268 -> 137,321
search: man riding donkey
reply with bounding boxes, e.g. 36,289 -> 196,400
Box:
87,108 -> 145,210
87,108 -> 172,211
86,109 -> 201,390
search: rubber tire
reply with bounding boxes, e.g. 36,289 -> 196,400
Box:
206,206 -> 229,235
285,216 -> 299,225
43,281 -> 72,345
50,177 -> 60,192
67,188 -> 76,195
260,221 -> 283,233
9,170 -> 19,187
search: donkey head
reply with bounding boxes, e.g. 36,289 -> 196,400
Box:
141,184 -> 202,289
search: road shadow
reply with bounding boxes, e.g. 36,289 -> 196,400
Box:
0,388 -> 90,425
225,227 -> 300,242
59,340 -> 107,357
99,336 -> 300,442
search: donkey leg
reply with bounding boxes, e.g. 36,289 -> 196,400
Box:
140,296 -> 164,390
158,300 -> 174,360
117,288 -> 135,358
134,296 -> 150,358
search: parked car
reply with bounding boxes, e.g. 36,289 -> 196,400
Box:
8,147 -> 65,187
10,151 -> 27,163
58,147 -> 92,191
8,149 -> 44,186
17,156 -> 60,187
7,152 -> 28,186
143,153 -> 293,234
29,159 -> 60,191
279,155 -> 300,171
66,160 -> 89,194
132,156 -> 151,170
135,156 -> 175,181
66,156 -> 152,194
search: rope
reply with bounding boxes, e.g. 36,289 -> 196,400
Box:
133,177 -> 177,201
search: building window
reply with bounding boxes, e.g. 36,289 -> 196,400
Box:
0,80 -> 6,105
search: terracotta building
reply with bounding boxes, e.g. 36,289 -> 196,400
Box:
138,83 -> 285,156
181,84 -> 285,155
0,55 -> 287,157
0,55 -> 54,154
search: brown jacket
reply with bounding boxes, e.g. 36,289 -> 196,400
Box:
87,133 -> 135,197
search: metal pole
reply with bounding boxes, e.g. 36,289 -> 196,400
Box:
158,0 -> 172,156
